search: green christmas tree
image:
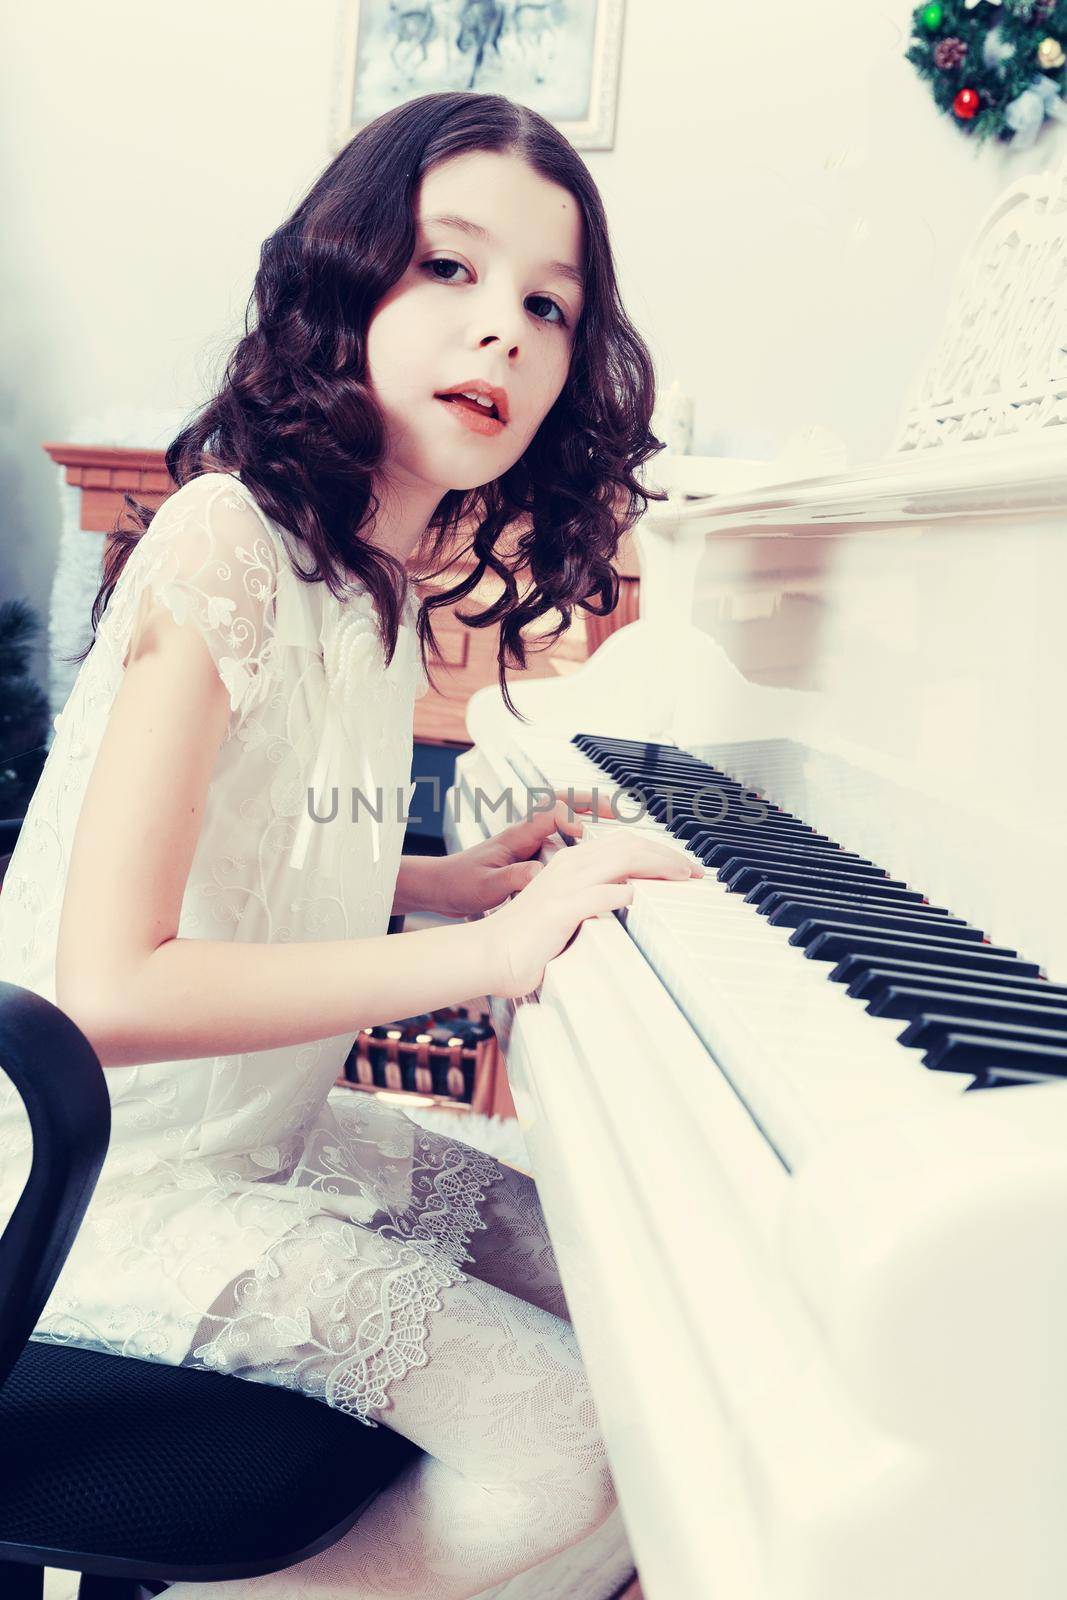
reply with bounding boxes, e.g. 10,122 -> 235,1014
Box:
0,599 -> 49,820
907,0 -> 1067,142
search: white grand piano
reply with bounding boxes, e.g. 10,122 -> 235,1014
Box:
445,162 -> 1067,1600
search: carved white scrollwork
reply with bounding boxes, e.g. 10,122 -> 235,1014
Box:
894,158 -> 1067,453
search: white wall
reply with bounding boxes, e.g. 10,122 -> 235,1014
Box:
4,0 -> 1066,681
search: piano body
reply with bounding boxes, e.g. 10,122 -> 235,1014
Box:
444,162 -> 1067,1599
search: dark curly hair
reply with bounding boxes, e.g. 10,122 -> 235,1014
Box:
75,90 -> 667,717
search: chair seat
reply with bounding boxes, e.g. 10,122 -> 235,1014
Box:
0,1339 -> 419,1583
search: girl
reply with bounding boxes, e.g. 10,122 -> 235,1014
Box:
0,90 -> 700,1598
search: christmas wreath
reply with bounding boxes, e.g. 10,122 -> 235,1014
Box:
907,0 -> 1067,146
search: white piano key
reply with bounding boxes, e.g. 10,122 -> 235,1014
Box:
512,736 -> 971,1163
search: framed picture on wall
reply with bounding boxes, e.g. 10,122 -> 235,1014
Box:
330,0 -> 626,152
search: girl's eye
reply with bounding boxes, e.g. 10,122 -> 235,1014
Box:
421,258 -> 569,328
424,257 -> 469,285
527,293 -> 567,328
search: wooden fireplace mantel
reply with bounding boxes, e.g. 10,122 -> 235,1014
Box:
43,442 -> 175,531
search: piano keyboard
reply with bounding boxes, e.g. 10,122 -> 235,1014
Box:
508,731 -> 1067,1169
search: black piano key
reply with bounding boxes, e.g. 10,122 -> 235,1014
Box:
787,911 -> 984,947
581,746 -> 776,806
646,794 -> 779,827
843,963 -> 1067,1005
610,770 -> 749,793
924,1031 -> 1067,1083
901,1012 -> 1067,1049
683,827 -> 827,853
590,744 -> 702,764
969,1068 -> 1067,1088
601,756 -> 728,777
700,841 -> 873,871
867,985 -> 1067,1029
578,737 -> 742,794
641,795 -> 773,821
805,932 -> 1034,976
612,771 -> 734,795
722,863 -> 913,897
604,750 -> 708,766
575,734 -> 680,759
716,849 -> 888,881
740,877 -> 930,911
680,818 -> 829,845
614,765 -> 748,787
591,756 -> 711,783
830,955 -> 1055,991
625,773 -> 769,797
758,891 -> 955,924
710,851 -> 883,889
631,780 -> 763,803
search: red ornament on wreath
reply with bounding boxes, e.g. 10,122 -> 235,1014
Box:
953,86 -> 980,118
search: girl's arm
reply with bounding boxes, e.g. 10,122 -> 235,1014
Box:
55,596 -> 493,1068
391,853 -> 454,917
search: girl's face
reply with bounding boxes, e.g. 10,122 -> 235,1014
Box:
365,149 -> 585,498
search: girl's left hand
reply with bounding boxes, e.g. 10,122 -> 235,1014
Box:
432,788 -> 614,918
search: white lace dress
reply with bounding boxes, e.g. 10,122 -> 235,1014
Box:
0,473 -> 627,1600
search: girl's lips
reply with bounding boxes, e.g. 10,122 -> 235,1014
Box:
435,395 -> 506,437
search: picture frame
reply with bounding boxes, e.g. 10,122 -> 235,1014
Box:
330,0 -> 626,153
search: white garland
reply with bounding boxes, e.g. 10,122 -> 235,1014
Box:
45,405 -> 188,743
46,477 -> 104,737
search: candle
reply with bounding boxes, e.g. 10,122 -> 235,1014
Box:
652,379 -> 694,457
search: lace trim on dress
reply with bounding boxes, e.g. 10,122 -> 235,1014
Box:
384,1134 -> 510,1267
321,1245 -> 462,1420
189,1118 -> 508,1426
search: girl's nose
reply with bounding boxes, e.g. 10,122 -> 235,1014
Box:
478,332 -> 521,362
475,303 -> 525,356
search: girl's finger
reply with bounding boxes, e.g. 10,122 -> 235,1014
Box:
550,881 -> 635,962
553,802 -> 586,840
574,881 -> 635,918
552,786 -> 616,820
499,798 -> 584,854
557,835 -> 700,887
501,859 -> 543,896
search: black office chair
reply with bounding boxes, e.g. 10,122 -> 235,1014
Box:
0,980 -> 420,1599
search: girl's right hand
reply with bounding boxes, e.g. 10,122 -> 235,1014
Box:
482,833 -> 704,999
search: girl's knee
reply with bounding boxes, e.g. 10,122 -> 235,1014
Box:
516,1398 -> 618,1543
570,1455 -> 618,1541
510,1451 -> 617,1550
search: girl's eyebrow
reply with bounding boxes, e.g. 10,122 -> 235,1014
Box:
421,211 -> 584,292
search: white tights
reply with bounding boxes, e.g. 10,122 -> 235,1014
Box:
161,1161 -> 618,1599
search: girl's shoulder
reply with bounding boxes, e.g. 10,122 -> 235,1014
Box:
133,472 -> 301,602
99,473 -> 296,721
150,471 -> 285,557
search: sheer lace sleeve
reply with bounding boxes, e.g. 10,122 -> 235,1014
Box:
101,473 -> 283,723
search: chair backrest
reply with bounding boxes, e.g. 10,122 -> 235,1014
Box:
0,981 -> 110,1392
